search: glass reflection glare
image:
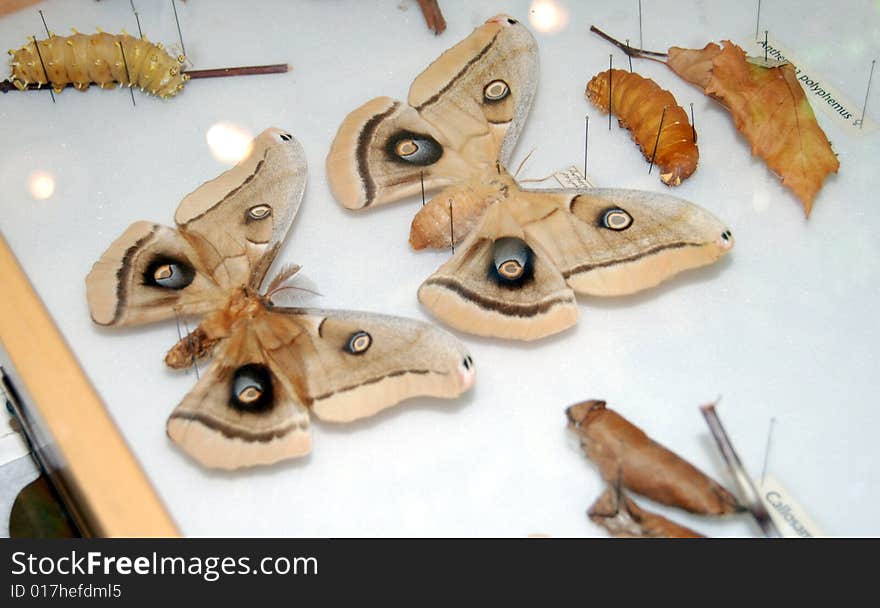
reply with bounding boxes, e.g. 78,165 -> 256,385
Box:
206,122 -> 254,164
28,171 -> 55,200
529,0 -> 569,34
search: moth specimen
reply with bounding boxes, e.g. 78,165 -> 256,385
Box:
86,129 -> 476,469
327,15 -> 734,341
8,31 -> 188,97
586,68 -> 699,186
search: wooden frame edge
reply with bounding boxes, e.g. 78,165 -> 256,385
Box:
0,233 -> 180,537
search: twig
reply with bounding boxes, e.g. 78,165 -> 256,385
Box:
590,25 -> 668,61
1,63 -> 290,93
417,0 -> 446,35
700,403 -> 781,538
184,63 -> 290,80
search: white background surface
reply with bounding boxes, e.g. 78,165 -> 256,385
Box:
0,0 -> 877,537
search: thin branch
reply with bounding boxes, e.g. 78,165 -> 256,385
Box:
2,63 -> 290,93
590,25 -> 668,61
184,63 -> 290,80
417,0 -> 446,35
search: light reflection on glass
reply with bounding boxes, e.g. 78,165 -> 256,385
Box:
28,171 -> 55,200
206,122 -> 254,164
529,0 -> 569,34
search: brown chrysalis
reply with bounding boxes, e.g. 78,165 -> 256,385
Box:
566,400 -> 741,515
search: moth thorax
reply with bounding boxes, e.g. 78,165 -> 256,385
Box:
492,237 -> 533,283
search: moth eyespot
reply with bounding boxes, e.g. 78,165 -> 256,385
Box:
386,131 -> 443,166
395,139 -> 419,157
498,259 -> 524,280
145,257 -> 195,290
483,79 -> 510,101
492,237 -> 534,286
279,132 -> 292,142
230,364 -> 273,412
345,330 -> 372,355
601,208 -> 633,231
247,204 -> 272,220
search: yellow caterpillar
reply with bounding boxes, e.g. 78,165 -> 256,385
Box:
8,29 -> 189,98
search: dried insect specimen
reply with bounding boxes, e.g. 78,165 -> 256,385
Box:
8,30 -> 188,97
588,484 -> 705,538
586,68 -> 698,186
566,400 -> 741,515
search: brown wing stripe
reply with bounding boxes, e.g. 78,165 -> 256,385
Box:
168,411 -> 303,442
423,276 -> 574,317
111,224 -> 160,325
561,241 -> 704,279
414,31 -> 500,111
310,368 -> 438,403
179,157 -> 267,226
356,101 -> 399,207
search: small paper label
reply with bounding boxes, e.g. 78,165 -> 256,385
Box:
758,475 -> 825,538
553,165 -> 595,189
749,35 -> 875,134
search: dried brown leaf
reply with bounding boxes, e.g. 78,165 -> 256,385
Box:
668,41 -> 839,215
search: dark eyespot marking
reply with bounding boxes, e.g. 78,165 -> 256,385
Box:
483,79 -> 510,102
490,237 -> 534,286
386,131 -> 443,166
279,132 -> 292,141
230,364 -> 274,412
721,229 -> 732,242
247,204 -> 272,220
345,330 -> 372,355
599,207 -> 633,231
144,256 -> 195,290
462,355 -> 474,371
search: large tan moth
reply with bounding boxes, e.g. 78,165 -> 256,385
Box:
85,128 -> 476,470
327,15 -> 734,341
8,30 -> 188,97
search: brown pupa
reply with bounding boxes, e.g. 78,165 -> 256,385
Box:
8,30 -> 189,98
586,68 -> 698,186
566,400 -> 741,515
